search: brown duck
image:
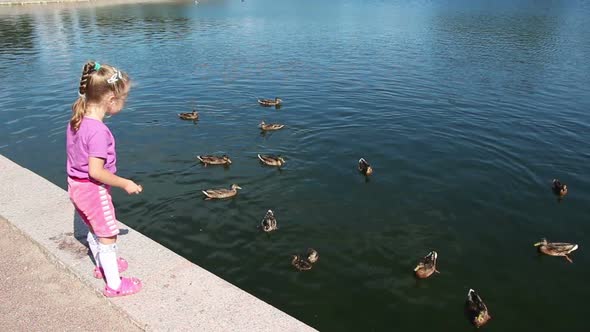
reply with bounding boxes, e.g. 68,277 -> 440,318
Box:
197,155 -> 232,166
178,110 -> 199,120
202,184 -> 241,199
465,289 -> 492,328
258,97 -> 282,107
258,154 -> 286,167
259,121 -> 285,131
413,251 -> 439,279
534,238 -> 578,263
358,158 -> 373,176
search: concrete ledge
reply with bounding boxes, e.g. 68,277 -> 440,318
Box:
0,154 -> 316,332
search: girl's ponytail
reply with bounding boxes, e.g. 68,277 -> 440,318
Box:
70,62 -> 97,131
70,97 -> 86,131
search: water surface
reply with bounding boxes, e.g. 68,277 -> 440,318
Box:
1,1 -> 590,330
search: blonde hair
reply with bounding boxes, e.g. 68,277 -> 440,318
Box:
70,61 -> 130,131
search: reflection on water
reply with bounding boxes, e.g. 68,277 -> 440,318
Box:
1,0 -> 590,331
0,16 -> 34,53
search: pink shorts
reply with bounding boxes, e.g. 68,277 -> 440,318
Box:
67,177 -> 120,238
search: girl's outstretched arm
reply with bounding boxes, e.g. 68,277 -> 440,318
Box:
88,157 -> 142,194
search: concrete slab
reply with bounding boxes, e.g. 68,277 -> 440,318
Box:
0,154 -> 317,331
0,217 -> 142,332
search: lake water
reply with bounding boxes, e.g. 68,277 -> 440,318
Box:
1,0 -> 590,330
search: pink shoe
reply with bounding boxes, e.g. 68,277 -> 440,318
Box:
93,257 -> 128,279
103,277 -> 142,297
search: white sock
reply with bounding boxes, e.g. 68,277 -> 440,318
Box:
98,243 -> 121,290
87,232 -> 100,267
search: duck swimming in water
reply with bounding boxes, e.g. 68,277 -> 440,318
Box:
197,155 -> 232,166
202,184 -> 241,199
413,251 -> 439,279
534,238 -> 578,263
552,179 -> 567,197
178,109 -> 199,121
291,255 -> 313,271
260,210 -> 278,233
259,121 -> 285,131
258,97 -> 282,107
358,158 -> 373,176
465,289 -> 491,328
258,154 -> 286,167
290,248 -> 319,271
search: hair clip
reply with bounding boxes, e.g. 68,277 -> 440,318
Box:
107,69 -> 122,84
94,62 -> 101,71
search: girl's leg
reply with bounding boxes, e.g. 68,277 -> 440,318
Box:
98,235 -> 121,290
87,228 -> 100,268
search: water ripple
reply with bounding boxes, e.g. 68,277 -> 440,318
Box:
2,0 -> 590,331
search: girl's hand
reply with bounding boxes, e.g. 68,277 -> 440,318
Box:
124,180 -> 143,195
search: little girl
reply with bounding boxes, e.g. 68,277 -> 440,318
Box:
66,61 -> 142,297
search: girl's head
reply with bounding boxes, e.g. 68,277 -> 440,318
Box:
70,61 -> 130,131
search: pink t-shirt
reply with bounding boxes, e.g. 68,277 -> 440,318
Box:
66,117 -> 117,179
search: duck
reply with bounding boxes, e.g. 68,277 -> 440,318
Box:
178,109 -> 199,121
202,184 -> 241,199
197,155 -> 232,166
306,248 -> 319,264
259,121 -> 285,131
534,238 -> 578,263
552,179 -> 567,197
260,210 -> 278,232
258,97 -> 282,107
358,158 -> 373,176
465,289 -> 492,328
291,255 -> 313,271
258,154 -> 286,167
413,251 -> 439,279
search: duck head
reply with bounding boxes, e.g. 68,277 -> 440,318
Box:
307,248 -> 319,263
427,251 -> 437,263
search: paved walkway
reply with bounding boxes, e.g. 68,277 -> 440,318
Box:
0,217 -> 142,332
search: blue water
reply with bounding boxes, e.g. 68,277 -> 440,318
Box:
1,0 -> 590,330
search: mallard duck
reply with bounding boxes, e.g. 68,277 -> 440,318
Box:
260,210 -> 278,232
465,289 -> 491,328
552,179 -> 567,197
306,248 -> 319,264
258,154 -> 286,167
202,184 -> 241,199
258,97 -> 282,107
291,255 -> 313,271
358,158 -> 373,176
534,238 -> 578,263
259,121 -> 285,131
197,155 -> 232,166
414,251 -> 439,279
178,110 -> 199,121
